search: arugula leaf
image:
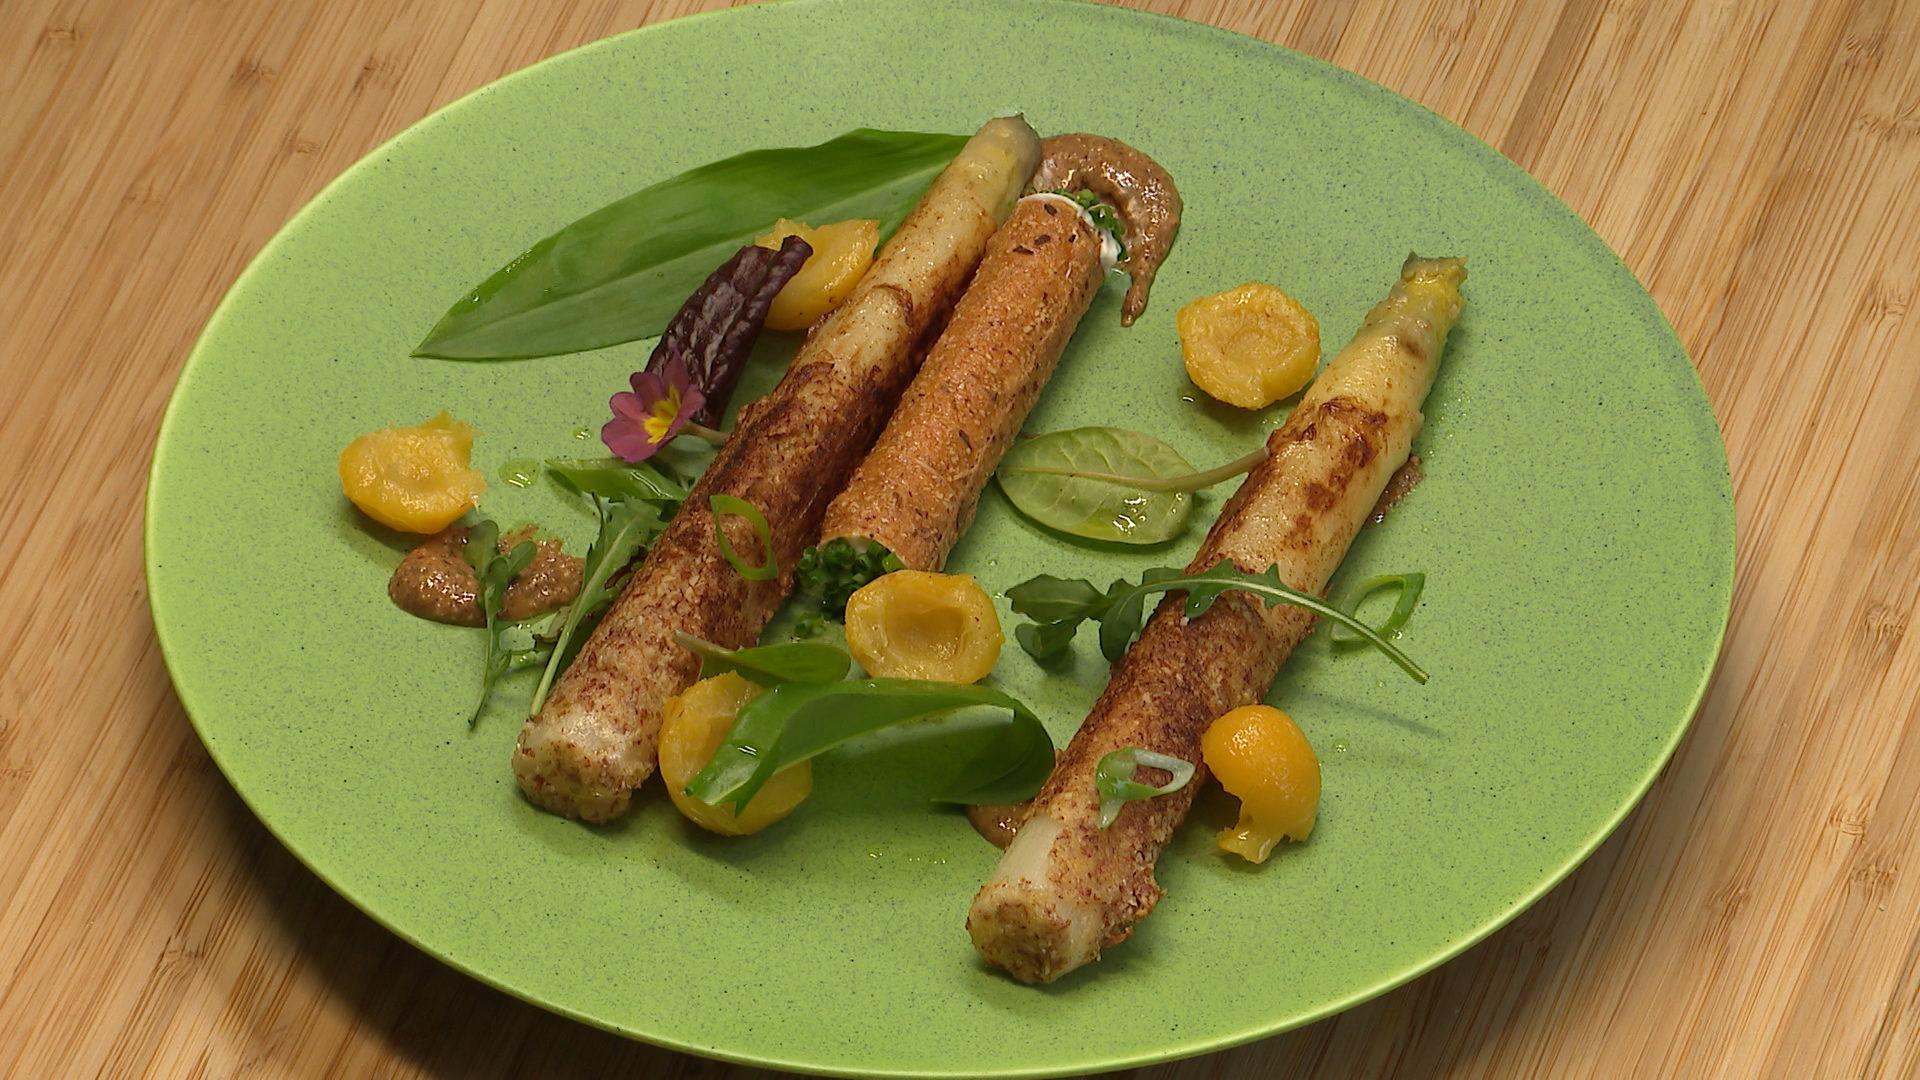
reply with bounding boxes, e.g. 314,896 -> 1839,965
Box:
1094,747 -> 1197,828
672,630 -> 851,687
414,129 -> 970,360
545,456 -> 688,504
462,521 -> 545,727
526,494 -> 667,716
683,677 -> 1056,813
1007,560 -> 1429,683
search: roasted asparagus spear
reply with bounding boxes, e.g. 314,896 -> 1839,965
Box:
512,117 -> 1043,822
968,254 -> 1467,983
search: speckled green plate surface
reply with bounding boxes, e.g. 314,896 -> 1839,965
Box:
144,1 -> 1734,1075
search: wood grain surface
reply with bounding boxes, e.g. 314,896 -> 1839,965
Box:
4,0 -> 1917,1076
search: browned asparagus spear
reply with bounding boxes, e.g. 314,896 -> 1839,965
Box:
968,254 -> 1467,983
511,117 -> 1043,823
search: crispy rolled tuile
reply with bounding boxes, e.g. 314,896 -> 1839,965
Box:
819,195 -> 1107,572
819,137 -> 1181,575
512,117 -> 1042,822
968,255 -> 1466,983
1027,133 -> 1182,325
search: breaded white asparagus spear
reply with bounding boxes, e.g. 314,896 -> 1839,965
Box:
512,117 -> 1042,823
968,254 -> 1467,983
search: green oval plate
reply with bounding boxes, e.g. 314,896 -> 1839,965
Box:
145,1 -> 1734,1075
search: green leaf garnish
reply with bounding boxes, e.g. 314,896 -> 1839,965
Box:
1328,573 -> 1426,646
1007,560 -> 1429,683
795,537 -> 905,616
526,494 -> 669,716
710,495 -> 776,581
1094,747 -> 1197,828
683,676 -> 1056,813
545,456 -> 689,504
997,427 -> 1231,543
672,630 -> 850,687
462,521 -> 547,727
414,129 -> 970,360
1061,189 -> 1128,262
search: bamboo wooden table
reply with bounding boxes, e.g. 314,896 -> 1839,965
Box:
4,0 -> 1917,1076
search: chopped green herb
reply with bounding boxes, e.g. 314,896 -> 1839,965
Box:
710,495 -> 777,581
1329,573 -> 1426,647
1094,747 -> 1197,828
1060,188 -> 1127,262
795,537 -> 905,616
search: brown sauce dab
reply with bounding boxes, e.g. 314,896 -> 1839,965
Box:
1368,454 -> 1424,524
389,525 -> 583,626
965,802 -> 1028,850
1028,133 -> 1182,325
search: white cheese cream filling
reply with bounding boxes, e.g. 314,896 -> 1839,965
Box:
1019,192 -> 1122,272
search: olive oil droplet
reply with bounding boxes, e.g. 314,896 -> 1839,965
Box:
500,458 -> 541,488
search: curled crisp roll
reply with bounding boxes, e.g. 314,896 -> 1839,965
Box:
817,135 -> 1179,576
968,255 -> 1468,983
512,117 -> 1042,823
818,194 -> 1106,572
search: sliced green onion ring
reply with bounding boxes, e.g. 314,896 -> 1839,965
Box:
710,494 -> 777,581
1094,747 -> 1197,829
1329,572 -> 1426,646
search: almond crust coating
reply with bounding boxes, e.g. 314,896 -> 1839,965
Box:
821,196 -> 1105,571
969,256 -> 1466,982
512,118 -> 1043,822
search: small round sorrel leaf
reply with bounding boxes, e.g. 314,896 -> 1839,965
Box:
996,426 -> 1195,544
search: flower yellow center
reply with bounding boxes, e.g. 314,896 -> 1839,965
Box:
643,386 -> 683,441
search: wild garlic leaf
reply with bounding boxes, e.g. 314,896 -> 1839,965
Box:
683,679 -> 1055,813
673,631 -> 851,687
414,129 -> 970,360
996,427 -> 1196,544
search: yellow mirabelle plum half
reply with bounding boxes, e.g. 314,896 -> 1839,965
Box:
657,672 -> 812,836
755,218 -> 880,331
1200,704 -> 1321,863
1177,282 -> 1321,409
337,411 -> 485,533
844,571 -> 1003,684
